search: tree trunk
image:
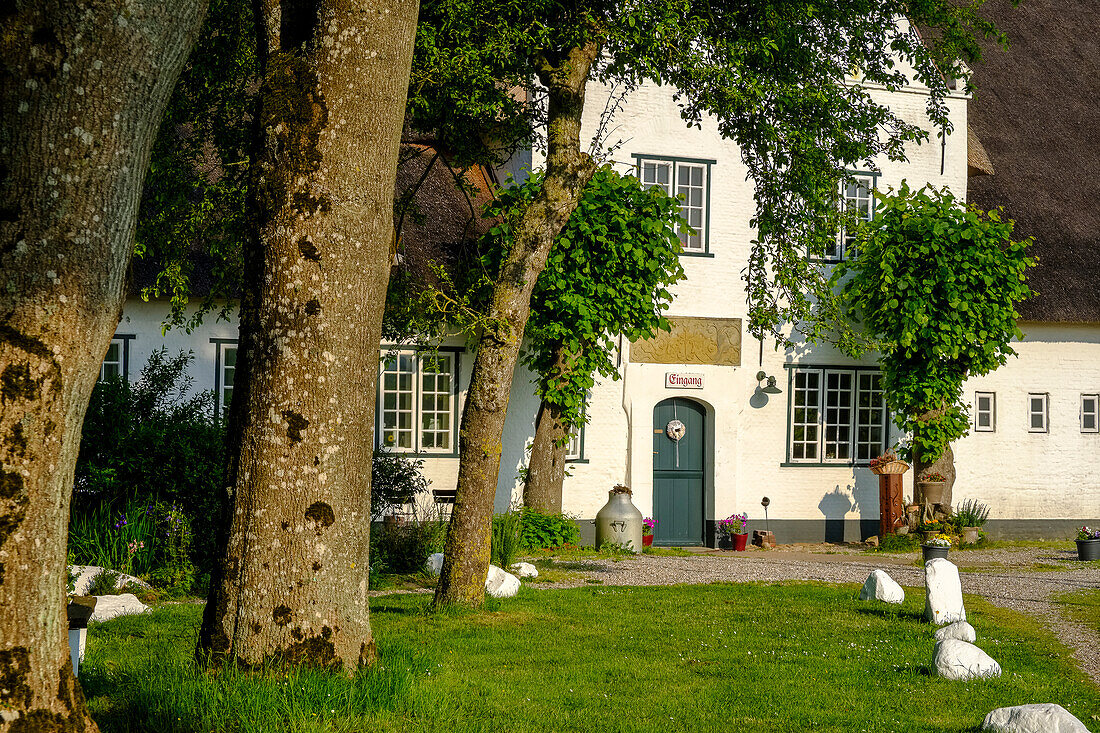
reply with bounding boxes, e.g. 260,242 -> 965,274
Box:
0,2 -> 207,729
524,399 -> 568,514
915,445 -> 956,513
432,43 -> 599,608
198,0 -> 417,671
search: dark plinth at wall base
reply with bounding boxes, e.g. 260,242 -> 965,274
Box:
570,518 -> 1100,547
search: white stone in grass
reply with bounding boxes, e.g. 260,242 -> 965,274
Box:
981,703 -> 1089,733
934,620 -> 976,643
923,558 -> 966,625
932,639 -> 1001,681
858,569 -> 904,603
485,564 -> 520,598
90,593 -> 148,623
510,562 -> 538,578
425,553 -> 444,577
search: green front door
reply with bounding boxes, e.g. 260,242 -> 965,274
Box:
652,398 -> 705,546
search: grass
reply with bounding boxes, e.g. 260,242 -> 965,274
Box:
1054,588 -> 1100,631
81,584 -> 1100,733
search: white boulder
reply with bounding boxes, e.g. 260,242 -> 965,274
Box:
981,704 -> 1089,733
510,562 -> 538,579
932,639 -> 1001,681
70,565 -> 148,595
934,620 -> 977,643
90,594 -> 148,623
485,564 -> 520,598
425,553 -> 444,577
858,569 -> 904,604
924,558 -> 966,625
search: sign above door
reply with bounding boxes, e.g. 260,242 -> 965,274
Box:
665,372 -> 704,389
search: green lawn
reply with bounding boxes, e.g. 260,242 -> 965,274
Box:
80,583 -> 1099,732
1055,588 -> 1100,631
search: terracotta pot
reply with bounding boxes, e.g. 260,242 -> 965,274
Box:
732,533 -> 749,551
1077,539 -> 1100,562
918,481 -> 946,505
642,534 -> 654,548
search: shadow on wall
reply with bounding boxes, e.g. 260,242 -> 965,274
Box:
818,486 -> 853,543
817,472 -> 882,542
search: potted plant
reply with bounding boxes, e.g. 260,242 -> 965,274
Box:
717,513 -> 749,551
869,451 -> 909,475
954,499 -> 990,545
642,517 -> 657,547
1075,526 -> 1100,561
917,520 -> 943,544
917,470 -> 947,505
922,533 -> 951,561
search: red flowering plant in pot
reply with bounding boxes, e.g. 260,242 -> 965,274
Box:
642,517 -> 657,547
917,470 -> 948,505
717,513 -> 749,551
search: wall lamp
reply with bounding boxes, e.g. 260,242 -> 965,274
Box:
756,371 -> 782,395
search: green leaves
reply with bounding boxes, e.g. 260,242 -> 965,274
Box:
840,184 -> 1036,462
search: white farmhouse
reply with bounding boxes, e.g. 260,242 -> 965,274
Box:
107,8 -> 1098,545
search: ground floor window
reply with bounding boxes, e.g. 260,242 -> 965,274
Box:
787,367 -> 887,464
378,348 -> 459,454
99,335 -> 134,382
212,339 -> 237,418
1081,394 -> 1098,433
1027,393 -> 1048,433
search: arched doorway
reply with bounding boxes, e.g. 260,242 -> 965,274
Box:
652,398 -> 706,546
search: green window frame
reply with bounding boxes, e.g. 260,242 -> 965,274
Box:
783,364 -> 888,466
631,154 -> 716,257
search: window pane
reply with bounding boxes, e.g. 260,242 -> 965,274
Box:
1031,413 -> 1044,429
824,371 -> 854,460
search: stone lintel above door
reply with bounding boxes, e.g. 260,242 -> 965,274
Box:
629,317 -> 742,366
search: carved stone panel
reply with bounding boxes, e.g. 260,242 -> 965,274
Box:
629,317 -> 742,366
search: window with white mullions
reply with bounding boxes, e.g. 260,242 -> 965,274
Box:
634,155 -> 713,254
1027,393 -> 1048,433
1081,394 -> 1098,433
379,349 -> 458,453
974,391 -> 996,432
99,339 -> 125,382
823,371 -> 854,460
790,370 -> 822,461
825,174 -> 875,262
212,340 -> 238,418
788,367 -> 888,464
855,372 -> 885,460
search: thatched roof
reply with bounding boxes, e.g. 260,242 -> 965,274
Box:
967,0 -> 1100,323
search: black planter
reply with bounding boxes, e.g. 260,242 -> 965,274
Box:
922,545 -> 950,562
1077,539 -> 1100,561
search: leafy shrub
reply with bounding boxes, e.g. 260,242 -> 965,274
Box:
954,499 -> 990,527
74,349 -> 227,575
520,508 -> 580,550
371,514 -> 447,575
87,569 -> 122,596
371,448 -> 430,519
875,533 -> 920,553
491,508 -> 524,569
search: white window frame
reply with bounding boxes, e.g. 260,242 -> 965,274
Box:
98,335 -> 133,383
1081,394 -> 1099,433
213,340 -> 238,419
826,172 -> 877,262
974,391 -> 996,433
633,154 -> 715,255
565,398 -> 587,462
787,366 -> 888,464
377,348 -> 459,455
1027,393 -> 1048,433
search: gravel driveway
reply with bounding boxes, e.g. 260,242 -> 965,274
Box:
535,544 -> 1100,686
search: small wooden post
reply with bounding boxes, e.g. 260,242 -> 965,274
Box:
879,474 -> 904,537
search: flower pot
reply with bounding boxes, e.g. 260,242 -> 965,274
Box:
642,534 -> 654,548
922,545 -> 949,562
870,459 -> 909,475
918,481 -> 946,505
1077,539 -> 1100,562
961,526 -> 981,545
732,533 -> 748,551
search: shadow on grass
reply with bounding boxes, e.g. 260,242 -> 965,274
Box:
853,606 -> 925,622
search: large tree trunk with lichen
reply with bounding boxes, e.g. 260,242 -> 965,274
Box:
197,0 -> 417,671
523,399 -> 569,514
432,44 -> 599,608
0,2 -> 206,729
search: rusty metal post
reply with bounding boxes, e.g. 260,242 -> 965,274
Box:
879,473 -> 904,537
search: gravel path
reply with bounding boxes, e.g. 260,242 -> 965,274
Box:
533,545 -> 1100,686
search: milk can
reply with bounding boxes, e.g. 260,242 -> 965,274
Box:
595,485 -> 643,552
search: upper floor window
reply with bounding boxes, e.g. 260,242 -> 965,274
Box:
565,398 -> 587,462
974,392 -> 996,432
787,367 -> 887,464
825,172 -> 877,262
1027,393 -> 1048,433
212,339 -> 237,418
378,349 -> 459,454
633,154 -> 715,255
1081,394 -> 1099,433
99,335 -> 133,383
